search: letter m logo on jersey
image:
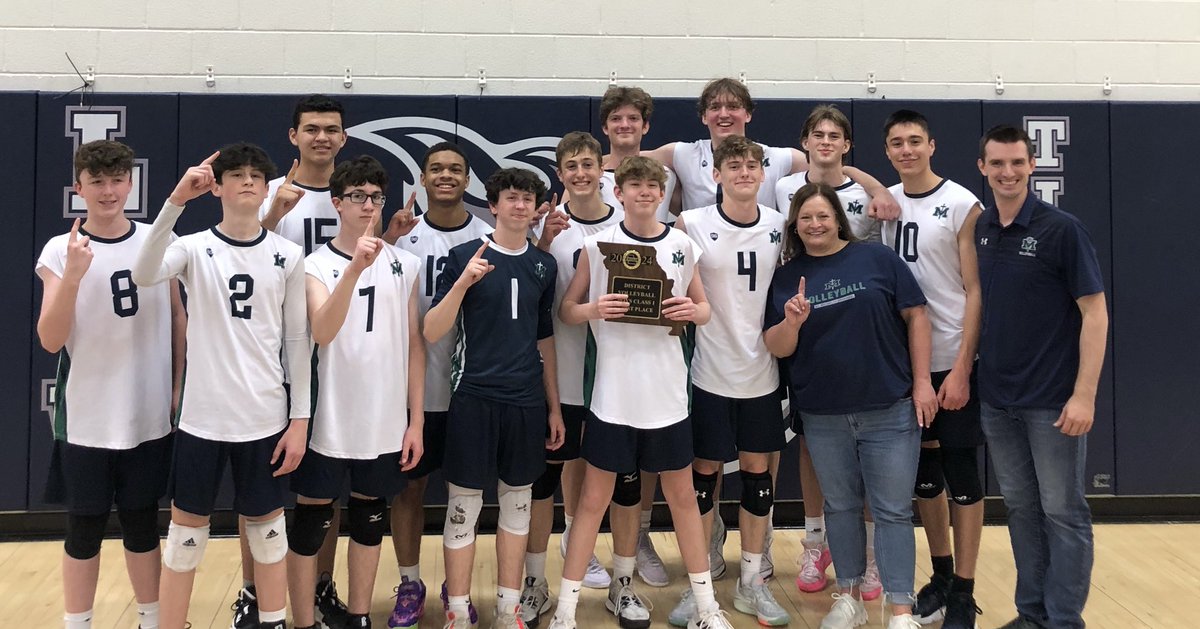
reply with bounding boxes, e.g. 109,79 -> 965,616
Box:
933,204 -> 949,219
846,200 -> 864,215
770,229 -> 781,243
274,253 -> 286,268
391,260 -> 403,275
671,250 -> 684,266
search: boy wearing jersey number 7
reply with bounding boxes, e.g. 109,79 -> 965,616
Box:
134,145 -> 311,629
287,156 -> 425,629
670,136 -> 789,627
881,110 -> 985,629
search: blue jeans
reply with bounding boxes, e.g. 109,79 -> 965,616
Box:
981,403 -> 1093,629
801,398 -> 921,605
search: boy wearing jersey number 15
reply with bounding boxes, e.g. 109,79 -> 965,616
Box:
881,110 -> 985,629
134,144 -> 311,629
37,140 -> 186,629
286,156 -> 426,629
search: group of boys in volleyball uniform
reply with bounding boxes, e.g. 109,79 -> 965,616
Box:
37,79 -> 990,629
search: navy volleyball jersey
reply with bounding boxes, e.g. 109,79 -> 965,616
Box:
765,242 -> 926,415
434,235 -> 557,405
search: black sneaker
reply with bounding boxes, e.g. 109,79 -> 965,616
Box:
942,591 -> 982,629
912,573 -> 951,624
230,586 -> 259,629
996,617 -> 1043,629
315,579 -> 351,628
258,622 -> 286,629
346,614 -> 371,629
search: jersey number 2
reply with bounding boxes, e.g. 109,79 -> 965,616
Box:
229,274 -> 254,319
110,270 -> 139,318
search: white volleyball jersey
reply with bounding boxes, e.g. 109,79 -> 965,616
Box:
395,213 -> 493,412
306,242 -> 420,459
583,223 -> 701,429
599,166 -> 677,224
259,177 -> 338,255
133,203 -> 310,442
544,203 -> 624,406
881,179 -> 980,372
682,204 -> 785,398
672,140 -> 792,211
36,222 -> 173,449
775,172 -> 881,242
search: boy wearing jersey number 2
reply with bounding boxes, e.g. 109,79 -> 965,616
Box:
37,140 -> 186,629
670,136 -> 789,627
286,156 -> 426,629
134,145 -> 311,629
881,110 -> 985,629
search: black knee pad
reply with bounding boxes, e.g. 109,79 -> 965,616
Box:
739,470 -> 774,518
65,512 -> 109,560
348,496 -> 387,547
611,470 -> 642,507
941,447 -> 984,506
289,502 -> 334,556
914,446 -> 945,499
117,506 -> 160,554
693,469 -> 718,515
531,463 -> 564,501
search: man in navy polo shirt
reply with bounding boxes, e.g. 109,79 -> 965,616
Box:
974,125 -> 1108,629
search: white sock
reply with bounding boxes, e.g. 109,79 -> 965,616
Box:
259,608 -> 285,623
136,602 -> 159,629
805,516 -> 825,543
525,551 -> 548,583
689,571 -> 717,613
497,586 -> 520,612
242,578 -> 255,589
399,563 -> 420,582
564,514 -> 574,529
740,551 -> 762,586
612,554 -> 635,581
556,578 -> 583,619
64,610 -> 92,629
865,521 -> 876,553
639,509 -> 652,531
448,594 -> 471,619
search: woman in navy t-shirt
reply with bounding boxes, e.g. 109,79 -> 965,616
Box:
764,183 -> 936,629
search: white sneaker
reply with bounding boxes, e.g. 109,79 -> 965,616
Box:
582,554 -> 612,589
668,588 -> 696,627
635,529 -> 669,587
490,603 -> 524,629
546,613 -> 576,629
709,515 -> 727,580
442,610 -> 473,629
733,578 -> 790,626
760,527 -> 775,581
861,556 -> 882,601
886,613 -> 922,629
519,576 -> 551,627
819,592 -> 867,629
606,575 -> 652,629
687,606 -> 736,629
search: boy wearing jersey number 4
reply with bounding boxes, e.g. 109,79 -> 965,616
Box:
37,140 -> 186,629
881,110 -> 985,629
134,144 -> 311,629
671,136 -> 789,627
385,142 -> 492,628
287,156 -> 426,629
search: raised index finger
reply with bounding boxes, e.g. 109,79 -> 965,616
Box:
472,240 -> 490,259
69,217 -> 80,242
363,211 -> 378,238
797,276 -> 806,298
404,191 -> 417,211
283,159 -> 299,186
550,192 -> 559,209
200,150 -> 221,167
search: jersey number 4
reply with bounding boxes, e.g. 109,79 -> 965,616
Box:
737,251 -> 757,292
110,270 -> 139,317
892,222 -> 920,262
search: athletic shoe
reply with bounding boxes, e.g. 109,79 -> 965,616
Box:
259,622 -> 286,629
635,529 -> 669,587
389,577 -> 427,628
885,614 -> 922,629
733,578 -> 790,626
819,593 -> 867,629
941,591 -> 982,629
687,607 -> 735,629
440,582 -> 479,625
546,614 -> 576,629
796,540 -> 832,592
443,611 -> 473,629
996,617 -> 1042,629
490,604 -> 527,629
230,586 -> 259,629
316,579 -> 351,628
606,576 -> 652,629
912,573 -> 950,624
583,555 -> 612,589
346,614 -> 372,629
668,589 -> 696,627
760,527 -> 775,581
709,516 -> 727,580
519,577 -> 551,628
860,557 -> 882,601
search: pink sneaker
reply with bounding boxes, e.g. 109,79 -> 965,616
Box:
795,540 -> 832,593
861,556 -> 882,601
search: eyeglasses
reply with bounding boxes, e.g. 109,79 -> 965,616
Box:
341,191 -> 386,206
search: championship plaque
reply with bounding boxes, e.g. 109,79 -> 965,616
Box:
596,241 -> 687,336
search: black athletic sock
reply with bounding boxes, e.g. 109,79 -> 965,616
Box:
931,554 -> 955,579
951,575 -> 975,595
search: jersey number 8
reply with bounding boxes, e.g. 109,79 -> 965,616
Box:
110,269 -> 139,318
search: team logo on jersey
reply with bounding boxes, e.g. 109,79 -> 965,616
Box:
410,235 -> 419,244
762,156 -> 771,168
534,261 -> 546,279
769,229 -> 781,244
205,247 -> 213,257
933,204 -> 949,219
1020,236 -> 1038,257
391,259 -> 404,275
979,237 -> 989,246
671,250 -> 684,266
709,232 -> 719,241
332,269 -> 340,278
274,252 -> 286,268
825,278 -> 842,291
846,200 -> 864,215
701,159 -> 708,168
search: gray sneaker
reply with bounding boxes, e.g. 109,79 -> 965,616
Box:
733,579 -> 790,626
518,576 -> 551,627
668,588 -> 696,627
606,576 -> 652,629
635,529 -> 669,587
709,516 -> 727,580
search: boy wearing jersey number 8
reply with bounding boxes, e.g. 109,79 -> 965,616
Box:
134,145 -> 311,629
764,184 -> 935,629
670,136 -> 789,627
881,111 -> 985,629
424,168 -> 566,629
37,140 -> 186,629
287,156 -> 426,629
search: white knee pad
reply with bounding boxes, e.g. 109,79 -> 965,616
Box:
163,522 -> 209,572
244,513 -> 288,565
444,483 -> 484,550
497,481 -> 533,536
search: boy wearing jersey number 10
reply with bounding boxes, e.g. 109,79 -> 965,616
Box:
37,140 -> 186,629
286,156 -> 426,629
881,111 -> 985,629
424,168 -> 566,629
134,144 -> 311,629
671,136 -> 790,627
